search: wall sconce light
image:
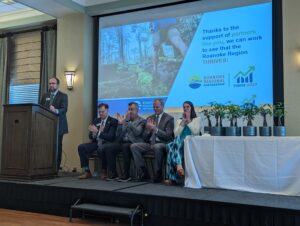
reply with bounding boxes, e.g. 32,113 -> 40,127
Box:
296,49 -> 300,67
64,71 -> 75,90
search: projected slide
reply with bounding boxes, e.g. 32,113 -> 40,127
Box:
98,2 -> 272,114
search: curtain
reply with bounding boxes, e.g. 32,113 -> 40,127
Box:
39,29 -> 57,100
0,37 -> 8,166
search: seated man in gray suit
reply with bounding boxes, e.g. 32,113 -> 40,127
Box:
106,102 -> 146,182
131,99 -> 174,182
78,103 -> 118,179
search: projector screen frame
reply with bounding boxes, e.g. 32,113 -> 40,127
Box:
92,0 -> 283,120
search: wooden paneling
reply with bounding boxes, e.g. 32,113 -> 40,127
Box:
32,111 -> 56,169
1,104 -> 58,180
3,110 -> 30,169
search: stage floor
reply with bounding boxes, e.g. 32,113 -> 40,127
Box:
1,172 -> 300,226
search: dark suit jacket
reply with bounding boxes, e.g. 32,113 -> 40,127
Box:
40,90 -> 68,135
89,116 -> 118,143
143,112 -> 174,143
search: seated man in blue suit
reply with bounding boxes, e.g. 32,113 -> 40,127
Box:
78,103 -> 118,179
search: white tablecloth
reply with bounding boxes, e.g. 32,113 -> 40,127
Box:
184,136 -> 300,196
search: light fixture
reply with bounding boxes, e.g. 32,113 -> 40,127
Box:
296,49 -> 300,66
64,71 -> 76,90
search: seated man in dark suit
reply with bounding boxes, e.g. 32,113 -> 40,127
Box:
131,99 -> 174,182
78,103 -> 118,179
107,102 -> 146,182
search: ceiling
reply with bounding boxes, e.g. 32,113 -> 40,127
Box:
0,0 -> 124,31
71,0 -> 119,7
0,0 -> 185,31
0,0 -> 54,30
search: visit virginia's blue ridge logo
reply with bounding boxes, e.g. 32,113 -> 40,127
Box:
188,75 -> 202,89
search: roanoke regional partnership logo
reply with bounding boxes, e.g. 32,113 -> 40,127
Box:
188,75 -> 202,89
233,66 -> 257,87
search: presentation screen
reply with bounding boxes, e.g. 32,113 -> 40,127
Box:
98,0 -> 272,114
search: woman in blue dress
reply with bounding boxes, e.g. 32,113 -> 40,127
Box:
164,101 -> 201,185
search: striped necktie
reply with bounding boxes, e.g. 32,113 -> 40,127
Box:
97,120 -> 105,147
150,115 -> 159,145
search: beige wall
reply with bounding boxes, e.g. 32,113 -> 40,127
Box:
282,0 -> 300,135
56,13 -> 93,171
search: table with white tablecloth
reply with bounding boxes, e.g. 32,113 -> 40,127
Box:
184,136 -> 300,196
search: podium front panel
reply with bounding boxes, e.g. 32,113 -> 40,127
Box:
1,104 -> 58,180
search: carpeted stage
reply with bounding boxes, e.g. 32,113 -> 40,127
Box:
1,173 -> 300,226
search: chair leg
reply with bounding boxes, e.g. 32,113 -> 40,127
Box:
89,157 -> 100,177
69,208 -> 72,222
117,155 -> 123,176
150,158 -> 155,176
143,157 -> 155,178
141,208 -> 144,226
131,159 -> 138,178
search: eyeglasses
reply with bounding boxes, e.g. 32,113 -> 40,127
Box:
49,83 -> 57,85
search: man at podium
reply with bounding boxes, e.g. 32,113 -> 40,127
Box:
40,77 -> 69,171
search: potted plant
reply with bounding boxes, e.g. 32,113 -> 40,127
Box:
225,103 -> 242,136
202,108 -> 212,135
240,101 -> 259,136
209,102 -> 226,136
273,102 -> 286,136
258,104 -> 272,136
218,104 -> 226,128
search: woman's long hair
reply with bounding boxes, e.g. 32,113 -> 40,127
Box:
183,101 -> 197,120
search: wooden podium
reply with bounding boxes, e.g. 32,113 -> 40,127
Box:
1,104 -> 58,180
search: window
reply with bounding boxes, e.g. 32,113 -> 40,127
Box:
9,83 -> 39,104
8,31 -> 41,104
